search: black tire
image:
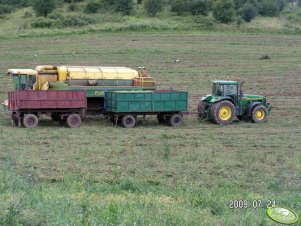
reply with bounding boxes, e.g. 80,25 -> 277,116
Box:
66,114 -> 81,128
169,114 -> 183,127
210,101 -> 235,125
23,114 -> 38,128
121,115 -> 136,128
251,105 -> 268,123
157,114 -> 165,124
197,100 -> 207,120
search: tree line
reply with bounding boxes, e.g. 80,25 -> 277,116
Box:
1,0 -> 301,23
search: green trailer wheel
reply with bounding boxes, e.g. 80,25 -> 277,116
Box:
121,115 -> 136,128
169,114 -> 183,127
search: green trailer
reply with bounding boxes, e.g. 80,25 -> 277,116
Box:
104,90 -> 188,128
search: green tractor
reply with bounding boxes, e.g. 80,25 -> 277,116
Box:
198,80 -> 271,125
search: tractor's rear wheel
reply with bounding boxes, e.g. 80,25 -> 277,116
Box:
23,114 -> 38,128
251,105 -> 268,123
210,101 -> 235,125
66,114 -> 81,128
121,115 -> 136,128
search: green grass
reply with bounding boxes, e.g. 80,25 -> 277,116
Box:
0,31 -> 301,225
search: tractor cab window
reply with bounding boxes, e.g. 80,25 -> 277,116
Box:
213,84 -> 223,96
224,84 -> 237,96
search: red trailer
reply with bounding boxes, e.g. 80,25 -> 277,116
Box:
8,90 -> 87,128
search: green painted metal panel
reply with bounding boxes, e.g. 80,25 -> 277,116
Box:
68,86 -> 155,98
105,90 -> 188,113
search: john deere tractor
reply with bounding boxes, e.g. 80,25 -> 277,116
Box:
198,80 -> 271,125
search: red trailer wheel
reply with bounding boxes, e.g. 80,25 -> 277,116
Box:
66,114 -> 81,128
23,114 -> 38,128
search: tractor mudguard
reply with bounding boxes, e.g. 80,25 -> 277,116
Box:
210,96 -> 234,104
246,102 -> 261,116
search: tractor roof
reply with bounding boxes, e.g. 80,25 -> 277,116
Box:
8,69 -> 38,76
213,80 -> 238,85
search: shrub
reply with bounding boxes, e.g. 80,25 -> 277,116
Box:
189,0 -> 211,16
84,1 -> 101,14
19,0 -> 32,7
23,11 -> 33,18
276,0 -> 287,11
259,0 -> 279,17
68,2 -> 79,11
0,4 -> 14,15
33,0 -> 56,17
239,3 -> 256,22
170,0 -> 189,16
194,15 -> 215,29
60,15 -> 96,27
233,0 -> 245,10
48,10 -> 64,20
144,0 -> 164,16
31,17 -> 56,28
114,0 -> 134,15
30,15 -> 96,28
213,0 -> 235,23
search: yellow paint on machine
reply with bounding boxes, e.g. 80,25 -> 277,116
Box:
35,65 -> 139,81
64,66 -> 139,80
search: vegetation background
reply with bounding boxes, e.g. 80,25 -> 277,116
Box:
0,0 -> 301,225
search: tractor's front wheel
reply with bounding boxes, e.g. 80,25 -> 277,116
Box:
251,105 -> 268,123
210,101 -> 235,125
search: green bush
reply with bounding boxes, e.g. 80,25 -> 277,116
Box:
31,17 -> 56,28
68,2 -> 79,11
239,3 -> 256,22
144,0 -> 164,16
84,1 -> 101,14
30,14 -> 96,28
189,0 -> 211,16
233,0 -> 245,10
48,10 -> 64,20
114,0 -> 134,15
259,0 -> 279,17
194,15 -> 215,29
60,15 -> 96,27
276,0 -> 287,11
213,0 -> 235,23
170,0 -> 189,16
33,0 -> 56,17
0,4 -> 14,15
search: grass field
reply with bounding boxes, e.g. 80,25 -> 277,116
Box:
0,31 -> 301,225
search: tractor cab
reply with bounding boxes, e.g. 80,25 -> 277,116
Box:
8,69 -> 37,90
198,80 -> 271,125
212,80 -> 239,103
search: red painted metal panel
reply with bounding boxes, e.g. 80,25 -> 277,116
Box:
8,90 -> 87,111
